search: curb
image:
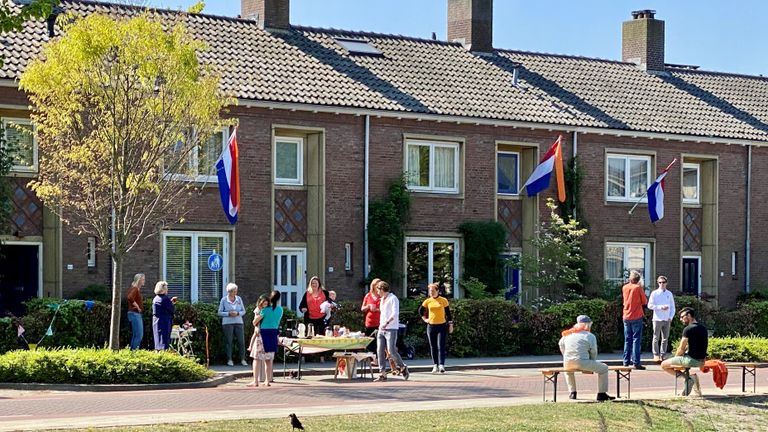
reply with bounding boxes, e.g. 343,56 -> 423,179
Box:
0,373 -> 236,392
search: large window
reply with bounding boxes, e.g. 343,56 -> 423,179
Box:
605,242 -> 651,286
682,163 -> 700,204
162,231 -> 229,303
405,237 -> 460,298
3,118 -> 36,173
274,136 -> 303,185
406,139 -> 460,193
170,128 -> 227,182
606,154 -> 651,202
497,151 -> 519,195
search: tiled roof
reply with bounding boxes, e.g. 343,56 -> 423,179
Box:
2,0 -> 768,141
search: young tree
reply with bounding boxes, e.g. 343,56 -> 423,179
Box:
20,13 -> 234,349
513,198 -> 588,306
0,0 -> 58,33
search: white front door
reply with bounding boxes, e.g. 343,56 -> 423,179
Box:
273,248 -> 306,313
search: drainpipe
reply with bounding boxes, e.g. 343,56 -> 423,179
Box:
745,145 -> 752,293
363,115 -> 370,287
572,131 -> 578,219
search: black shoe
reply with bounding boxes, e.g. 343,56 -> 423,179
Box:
623,363 -> 631,367
634,365 -> 646,370
596,393 -> 616,402
400,365 -> 410,381
569,392 -> 577,400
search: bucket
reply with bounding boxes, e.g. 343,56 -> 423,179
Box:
27,343 -> 37,351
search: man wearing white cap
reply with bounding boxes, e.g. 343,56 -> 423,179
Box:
558,315 -> 615,401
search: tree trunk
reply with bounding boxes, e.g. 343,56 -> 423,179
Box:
108,253 -> 123,350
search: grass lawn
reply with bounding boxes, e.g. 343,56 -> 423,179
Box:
82,396 -> 768,432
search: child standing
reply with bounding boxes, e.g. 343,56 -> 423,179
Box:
320,290 -> 340,329
246,295 -> 270,387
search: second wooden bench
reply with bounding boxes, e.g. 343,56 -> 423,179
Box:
539,365 -> 633,402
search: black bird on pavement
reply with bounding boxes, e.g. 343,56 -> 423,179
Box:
289,413 -> 305,430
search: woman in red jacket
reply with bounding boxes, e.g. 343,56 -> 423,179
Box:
299,276 -> 330,335
361,278 -> 381,353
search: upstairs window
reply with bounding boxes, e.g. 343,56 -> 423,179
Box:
682,163 -> 700,204
274,137 -> 303,185
497,151 -> 519,195
606,154 -> 650,202
406,139 -> 460,194
169,128 -> 227,182
334,38 -> 383,56
3,118 -> 36,173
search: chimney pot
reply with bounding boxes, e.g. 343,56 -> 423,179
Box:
447,0 -> 493,52
242,0 -> 290,30
623,9 -> 664,71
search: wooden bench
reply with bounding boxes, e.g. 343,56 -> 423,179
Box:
668,362 -> 765,395
539,365 -> 633,402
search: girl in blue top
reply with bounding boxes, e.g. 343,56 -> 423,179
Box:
254,290 -> 283,386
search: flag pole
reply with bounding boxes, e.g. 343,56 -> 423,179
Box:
627,158 -> 677,215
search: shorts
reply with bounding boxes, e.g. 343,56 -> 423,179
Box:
667,355 -> 703,368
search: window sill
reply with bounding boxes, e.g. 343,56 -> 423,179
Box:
7,170 -> 37,178
409,191 -> 464,199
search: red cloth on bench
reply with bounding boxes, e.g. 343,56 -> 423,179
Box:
699,360 -> 728,389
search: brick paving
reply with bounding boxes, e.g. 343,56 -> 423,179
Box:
0,364 -> 765,431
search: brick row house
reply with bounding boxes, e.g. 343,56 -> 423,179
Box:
1,0 -> 767,315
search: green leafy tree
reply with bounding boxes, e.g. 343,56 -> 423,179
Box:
187,1 -> 205,14
369,176 -> 410,283
513,198 -> 588,306
0,0 -> 58,34
458,220 -> 506,296
19,14 -> 234,349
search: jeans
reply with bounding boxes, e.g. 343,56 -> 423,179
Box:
377,329 -> 405,374
223,323 -> 246,362
623,318 -> 644,366
427,323 -> 448,366
652,320 -> 672,357
564,359 -> 609,393
127,311 -> 143,350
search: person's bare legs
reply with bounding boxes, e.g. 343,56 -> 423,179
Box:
264,359 -> 273,386
247,359 -> 261,387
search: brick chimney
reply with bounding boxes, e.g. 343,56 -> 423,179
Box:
242,0 -> 290,30
447,0 -> 493,52
622,9 -> 665,71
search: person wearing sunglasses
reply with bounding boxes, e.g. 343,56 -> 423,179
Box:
647,275 -> 676,362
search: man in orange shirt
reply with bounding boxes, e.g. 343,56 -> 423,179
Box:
622,270 -> 648,369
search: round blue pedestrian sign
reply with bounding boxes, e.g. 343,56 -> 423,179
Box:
208,253 -> 223,272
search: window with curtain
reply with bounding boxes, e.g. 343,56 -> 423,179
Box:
275,136 -> 303,185
606,154 -> 650,201
406,237 -> 459,298
405,140 -> 459,193
3,119 -> 36,172
497,152 -> 519,195
682,163 -> 700,204
167,128 -> 226,182
605,242 -> 650,286
163,232 -> 228,303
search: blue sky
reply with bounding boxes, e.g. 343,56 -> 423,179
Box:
147,0 -> 768,76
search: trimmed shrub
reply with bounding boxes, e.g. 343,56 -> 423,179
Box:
0,348 -> 213,384
71,284 -> 111,303
708,337 -> 768,362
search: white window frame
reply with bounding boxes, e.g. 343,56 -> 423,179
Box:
1,240 -> 43,298
496,151 -> 520,196
404,236 -> 461,299
606,154 -> 651,202
86,237 -> 97,268
604,242 -> 651,287
274,136 -> 304,185
3,118 -> 37,173
406,139 -> 460,194
682,162 -> 700,205
169,128 -> 228,183
161,231 -> 229,303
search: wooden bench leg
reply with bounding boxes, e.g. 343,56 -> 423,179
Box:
742,366 -> 756,393
674,369 -> 690,396
542,372 -> 559,402
614,369 -> 631,399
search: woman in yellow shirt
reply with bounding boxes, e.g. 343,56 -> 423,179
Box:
419,283 -> 453,373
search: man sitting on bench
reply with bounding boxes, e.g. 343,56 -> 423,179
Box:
559,315 -> 615,401
661,306 -> 709,396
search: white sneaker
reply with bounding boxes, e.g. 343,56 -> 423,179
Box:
439,365 -> 446,373
241,360 -> 249,366
227,360 -> 234,366
431,365 -> 439,374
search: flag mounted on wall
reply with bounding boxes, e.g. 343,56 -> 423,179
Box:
648,158 -> 678,223
522,135 -> 566,202
216,128 -> 240,225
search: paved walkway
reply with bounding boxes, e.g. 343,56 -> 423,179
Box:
1,354 -> 765,431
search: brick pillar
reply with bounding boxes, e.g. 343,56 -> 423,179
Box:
447,0 -> 493,52
241,0 -> 290,30
622,9 -> 665,71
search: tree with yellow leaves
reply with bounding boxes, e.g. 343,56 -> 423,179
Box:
20,13 -> 234,349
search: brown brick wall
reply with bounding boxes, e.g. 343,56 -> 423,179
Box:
622,17 -> 665,71
241,0 -> 290,29
447,0 -> 493,52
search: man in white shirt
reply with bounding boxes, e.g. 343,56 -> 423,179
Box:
375,281 -> 409,381
647,275 -> 676,362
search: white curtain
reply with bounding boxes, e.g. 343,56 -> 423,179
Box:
434,146 -> 455,189
407,145 -> 423,186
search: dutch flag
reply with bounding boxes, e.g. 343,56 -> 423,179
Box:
647,160 -> 676,223
216,128 -> 240,225
522,136 -> 566,202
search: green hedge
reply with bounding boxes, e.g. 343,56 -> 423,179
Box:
0,348 -> 213,384
708,337 -> 768,362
